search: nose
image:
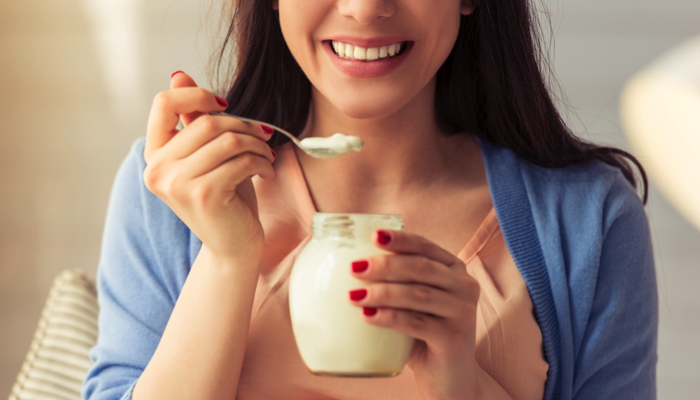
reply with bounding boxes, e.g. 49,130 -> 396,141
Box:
337,0 -> 395,25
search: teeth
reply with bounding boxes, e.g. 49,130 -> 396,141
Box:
367,47 -> 379,61
344,44 -> 354,58
331,41 -> 405,61
353,46 -> 366,60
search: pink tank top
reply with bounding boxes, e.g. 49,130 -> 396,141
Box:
241,143 -> 548,400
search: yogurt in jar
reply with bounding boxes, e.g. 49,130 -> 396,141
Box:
289,213 -> 414,377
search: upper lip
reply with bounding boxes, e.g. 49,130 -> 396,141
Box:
325,36 -> 412,48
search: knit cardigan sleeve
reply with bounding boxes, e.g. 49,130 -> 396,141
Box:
568,172 -> 657,399
520,158 -> 657,400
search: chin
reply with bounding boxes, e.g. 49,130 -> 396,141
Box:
332,93 -> 409,120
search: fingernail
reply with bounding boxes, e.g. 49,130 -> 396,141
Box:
261,125 -> 274,135
171,70 -> 184,78
352,260 -> 368,273
271,149 -> 277,158
215,96 -> 228,107
376,230 -> 391,245
349,289 -> 367,301
363,307 -> 377,316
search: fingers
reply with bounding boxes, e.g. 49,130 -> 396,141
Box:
170,71 -> 211,127
348,281 -> 478,350
348,232 -> 480,351
349,283 -> 461,319
145,85 -> 228,162
356,305 -> 460,347
144,148 -> 274,211
163,114 -> 273,162
182,131 -> 276,179
372,230 -> 463,270
351,254 -> 456,291
193,152 -> 276,196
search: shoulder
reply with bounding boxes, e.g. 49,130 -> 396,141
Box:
479,139 -> 645,245
522,154 -> 642,227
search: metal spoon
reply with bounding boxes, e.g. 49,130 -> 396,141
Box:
209,112 -> 363,158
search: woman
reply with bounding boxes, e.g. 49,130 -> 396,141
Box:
82,0 -> 657,399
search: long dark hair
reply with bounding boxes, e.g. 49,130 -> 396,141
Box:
213,0 -> 648,203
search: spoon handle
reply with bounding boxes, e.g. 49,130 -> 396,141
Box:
208,112 -> 303,147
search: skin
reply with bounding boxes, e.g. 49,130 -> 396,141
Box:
135,0 -> 514,399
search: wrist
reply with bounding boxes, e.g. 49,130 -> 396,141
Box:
195,244 -> 262,279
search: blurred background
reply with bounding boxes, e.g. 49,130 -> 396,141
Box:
0,0 -> 698,398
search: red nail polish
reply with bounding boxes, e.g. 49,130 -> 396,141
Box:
215,96 -> 228,107
261,125 -> 274,135
352,260 -> 368,273
349,289 -> 367,301
377,230 -> 391,245
171,70 -> 184,78
363,307 -> 377,316
271,149 -> 277,158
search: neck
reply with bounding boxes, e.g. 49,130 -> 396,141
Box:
296,78 -> 483,213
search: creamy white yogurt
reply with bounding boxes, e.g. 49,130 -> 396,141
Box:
299,133 -> 364,158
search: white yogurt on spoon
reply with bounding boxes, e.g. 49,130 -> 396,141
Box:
299,133 -> 364,158
208,112 -> 363,158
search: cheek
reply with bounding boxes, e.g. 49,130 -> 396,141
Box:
277,1 -> 328,66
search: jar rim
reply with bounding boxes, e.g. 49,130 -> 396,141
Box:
312,212 -> 402,218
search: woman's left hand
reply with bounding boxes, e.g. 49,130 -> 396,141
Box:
349,230 -> 511,400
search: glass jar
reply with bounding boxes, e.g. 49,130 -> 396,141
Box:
289,213 -> 414,377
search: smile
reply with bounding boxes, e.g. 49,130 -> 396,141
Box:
323,39 -> 413,78
330,40 -> 409,62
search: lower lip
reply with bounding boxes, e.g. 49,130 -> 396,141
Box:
324,41 -> 413,78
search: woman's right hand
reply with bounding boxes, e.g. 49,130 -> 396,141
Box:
143,72 -> 276,266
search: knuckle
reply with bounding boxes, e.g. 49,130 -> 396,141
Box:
387,309 -> 401,325
219,131 -> 239,152
408,313 -> 427,331
411,285 -> 431,303
466,275 -> 480,293
460,276 -> 481,302
196,87 -> 210,102
446,324 -> 465,343
416,256 -> 434,276
143,164 -> 158,191
191,183 -> 213,206
196,115 -> 218,132
237,153 -> 256,169
143,162 -> 173,197
152,91 -> 170,110
373,285 -> 389,301
162,176 -> 181,199
418,236 -> 433,254
371,256 -> 387,274
407,234 -> 430,254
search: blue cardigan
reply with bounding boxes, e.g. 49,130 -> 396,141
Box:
82,138 -> 657,400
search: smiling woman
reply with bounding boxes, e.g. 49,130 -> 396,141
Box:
81,0 -> 657,399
